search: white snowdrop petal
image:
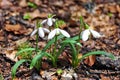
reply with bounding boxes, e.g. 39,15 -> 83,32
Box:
47,18 -> 53,26
41,19 -> 47,24
52,18 -> 56,22
48,29 -> 56,39
81,29 -> 90,41
30,29 -> 37,36
60,29 -> 70,38
56,28 -> 60,35
38,28 -> 44,38
90,30 -> 101,38
43,28 -> 50,33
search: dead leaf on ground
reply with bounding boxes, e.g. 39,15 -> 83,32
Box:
27,9 -> 48,19
40,70 -> 56,79
34,0 -> 42,6
41,61 -> 49,70
5,24 -> 27,34
15,37 -> 28,46
5,50 -> 18,62
19,0 -> 28,7
100,74 -> 110,80
0,30 -> 4,41
0,0 -> 12,9
84,55 -> 96,66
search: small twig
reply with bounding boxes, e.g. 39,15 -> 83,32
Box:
6,16 -> 35,28
90,69 -> 120,75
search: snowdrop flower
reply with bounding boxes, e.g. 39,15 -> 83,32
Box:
48,28 -> 70,39
81,29 -> 101,41
31,27 -> 50,38
41,14 -> 56,26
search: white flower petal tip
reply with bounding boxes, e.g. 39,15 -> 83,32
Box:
47,18 -> 53,26
81,29 -> 103,41
30,29 -> 37,37
90,30 -> 102,38
48,28 -> 70,40
52,19 -> 56,22
43,28 -> 50,33
39,28 -> 44,38
41,19 -> 47,24
48,29 -> 56,40
41,17 -> 55,26
31,27 -> 50,38
81,30 -> 90,41
60,30 -> 70,38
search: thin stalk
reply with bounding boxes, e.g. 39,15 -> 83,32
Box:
79,16 -> 84,40
74,16 -> 84,67
35,31 -> 39,54
52,35 -> 58,67
35,20 -> 40,54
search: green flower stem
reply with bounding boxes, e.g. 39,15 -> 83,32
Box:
35,31 -> 39,54
79,16 -> 84,40
73,16 -> 84,63
35,20 -> 40,54
52,35 -> 58,67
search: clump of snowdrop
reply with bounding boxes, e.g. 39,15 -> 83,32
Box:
48,20 -> 70,39
41,14 -> 56,26
31,23 -> 50,38
81,24 -> 102,41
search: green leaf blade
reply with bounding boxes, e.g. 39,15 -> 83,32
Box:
11,59 -> 28,79
30,52 -> 45,69
80,51 -> 115,61
15,48 -> 35,57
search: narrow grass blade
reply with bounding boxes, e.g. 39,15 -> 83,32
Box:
15,48 -> 35,57
80,51 -> 115,61
11,59 -> 28,79
30,52 -> 45,69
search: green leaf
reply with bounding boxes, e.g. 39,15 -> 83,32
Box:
43,35 -> 64,51
0,74 -> 4,80
28,2 -> 37,8
23,13 -> 31,20
65,35 -> 81,42
15,48 -> 35,57
11,59 -> 28,79
69,43 -> 77,60
61,39 -> 77,44
56,69 -> 63,75
44,52 -> 54,61
80,51 -> 115,61
30,52 -> 45,69
61,39 -> 82,47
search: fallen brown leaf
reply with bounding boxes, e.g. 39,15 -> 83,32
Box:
84,55 -> 96,66
19,0 -> 28,7
100,74 -> 110,80
34,0 -> 41,6
0,30 -> 4,41
0,0 -> 12,9
5,24 -> 27,34
28,9 -> 48,19
5,50 -> 18,62
51,76 -> 58,80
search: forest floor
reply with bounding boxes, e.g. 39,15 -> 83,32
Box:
0,0 -> 120,80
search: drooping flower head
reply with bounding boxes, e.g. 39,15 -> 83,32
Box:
48,20 -> 70,39
81,23 -> 102,41
41,14 -> 56,26
31,22 -> 50,38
